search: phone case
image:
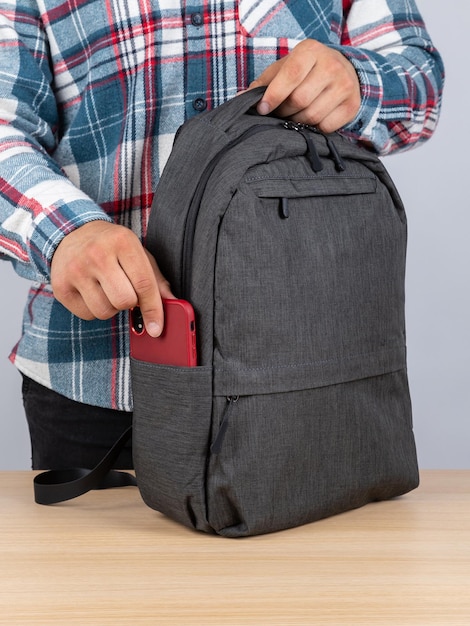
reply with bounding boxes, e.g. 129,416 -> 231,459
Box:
129,299 -> 197,366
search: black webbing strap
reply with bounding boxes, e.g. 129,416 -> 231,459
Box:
33,425 -> 137,505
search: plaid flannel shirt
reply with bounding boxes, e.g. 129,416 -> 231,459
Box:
0,0 -> 444,410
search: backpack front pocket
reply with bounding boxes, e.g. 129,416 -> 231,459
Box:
207,368 -> 418,538
213,163 -> 407,380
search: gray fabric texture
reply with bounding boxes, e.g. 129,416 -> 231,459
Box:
132,88 -> 419,537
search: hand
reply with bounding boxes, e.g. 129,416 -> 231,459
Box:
249,39 -> 361,134
50,221 -> 174,337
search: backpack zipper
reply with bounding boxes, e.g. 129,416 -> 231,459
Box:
210,395 -> 239,455
283,121 -> 323,172
181,123 -> 276,298
283,121 -> 346,172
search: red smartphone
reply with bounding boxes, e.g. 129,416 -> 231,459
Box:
129,298 -> 197,366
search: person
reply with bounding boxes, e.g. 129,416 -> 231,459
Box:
0,0 -> 444,470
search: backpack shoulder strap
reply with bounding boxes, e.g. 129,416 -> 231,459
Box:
33,426 -> 136,505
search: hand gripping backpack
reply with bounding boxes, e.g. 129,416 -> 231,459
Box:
34,88 -> 419,537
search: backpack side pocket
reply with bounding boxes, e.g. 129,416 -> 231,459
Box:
131,360 -> 213,532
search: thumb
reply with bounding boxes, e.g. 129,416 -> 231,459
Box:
137,251 -> 175,338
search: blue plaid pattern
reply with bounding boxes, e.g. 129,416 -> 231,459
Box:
0,0 -> 444,409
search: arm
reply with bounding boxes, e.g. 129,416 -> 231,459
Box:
250,0 -> 445,155
0,3 -> 170,333
338,0 -> 445,153
0,4 -> 110,280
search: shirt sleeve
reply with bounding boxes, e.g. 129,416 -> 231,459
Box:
0,3 -> 112,283
335,0 -> 445,155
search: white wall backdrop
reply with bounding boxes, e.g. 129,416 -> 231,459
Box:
384,2 -> 469,469
0,1 -> 468,469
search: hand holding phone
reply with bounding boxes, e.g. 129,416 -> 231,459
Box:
129,299 -> 197,366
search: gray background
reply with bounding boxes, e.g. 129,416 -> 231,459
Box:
0,2 -> 468,469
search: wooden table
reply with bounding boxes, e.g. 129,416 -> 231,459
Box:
1,470 -> 469,625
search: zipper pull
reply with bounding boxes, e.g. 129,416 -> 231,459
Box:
283,121 -> 323,173
324,135 -> 346,172
299,128 -> 323,172
211,396 -> 239,455
279,197 -> 289,219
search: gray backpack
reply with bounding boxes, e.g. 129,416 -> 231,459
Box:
130,88 -> 419,537
33,88 -> 418,536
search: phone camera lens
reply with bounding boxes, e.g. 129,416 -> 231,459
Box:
131,307 -> 145,334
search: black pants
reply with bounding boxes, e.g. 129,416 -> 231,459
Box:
22,375 -> 133,470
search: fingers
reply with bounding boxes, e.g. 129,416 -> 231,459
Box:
134,251 -> 175,337
51,221 -> 174,337
51,222 -> 132,320
251,41 -> 317,115
250,39 -> 361,133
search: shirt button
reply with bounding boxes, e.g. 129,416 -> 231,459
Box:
191,13 -> 203,26
193,98 -> 207,112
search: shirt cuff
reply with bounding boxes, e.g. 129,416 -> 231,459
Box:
28,198 -> 113,283
329,44 -> 385,151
